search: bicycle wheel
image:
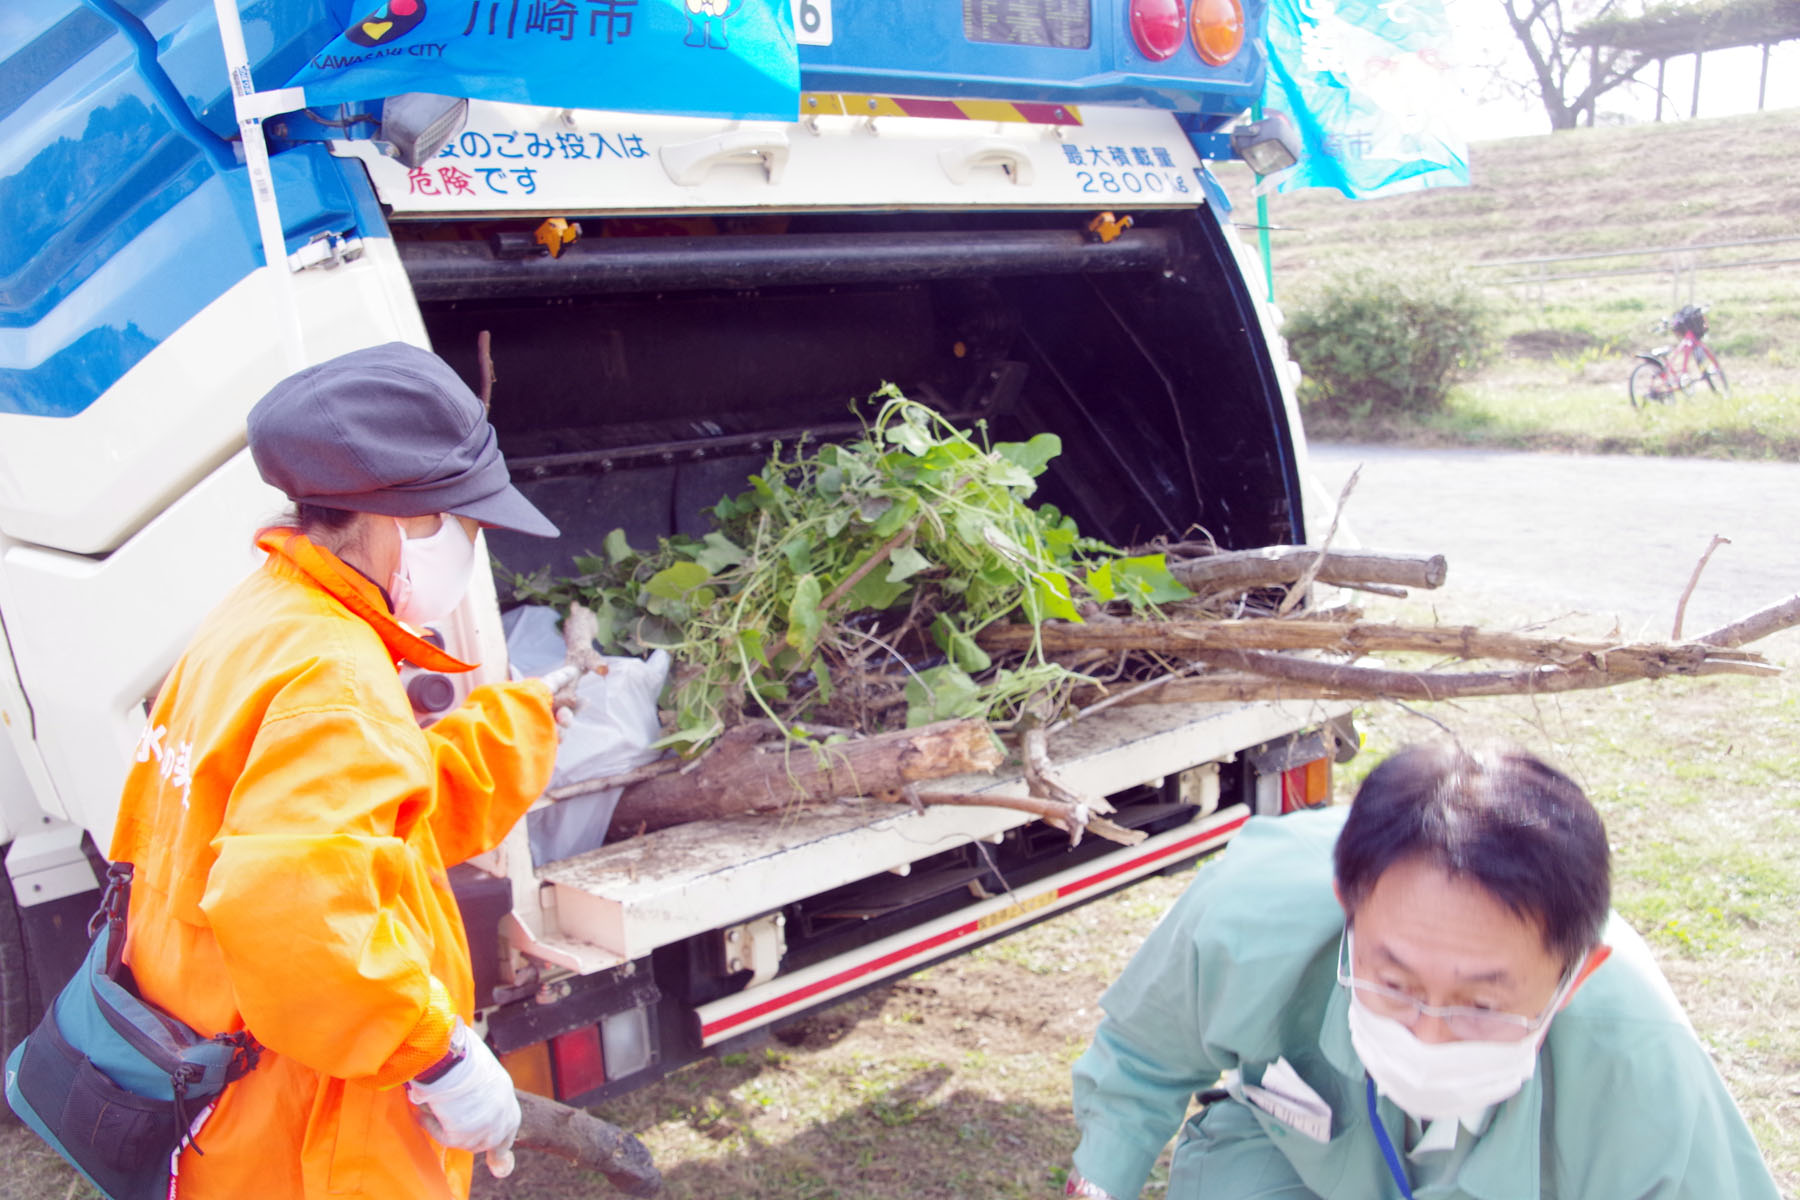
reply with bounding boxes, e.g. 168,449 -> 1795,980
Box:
1629,361 -> 1673,408
1693,344 -> 1729,396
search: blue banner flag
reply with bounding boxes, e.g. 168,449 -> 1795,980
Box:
1261,0 -> 1468,198
286,0 -> 799,121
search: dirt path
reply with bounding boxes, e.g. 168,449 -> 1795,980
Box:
1305,442 -> 1800,636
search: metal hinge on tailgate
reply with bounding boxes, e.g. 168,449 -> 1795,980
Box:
720,913 -> 787,988
289,230 -> 364,272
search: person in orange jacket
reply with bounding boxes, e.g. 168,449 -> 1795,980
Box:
108,342 -> 565,1198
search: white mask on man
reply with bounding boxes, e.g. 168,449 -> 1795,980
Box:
1346,981 -> 1569,1123
388,516 -> 477,626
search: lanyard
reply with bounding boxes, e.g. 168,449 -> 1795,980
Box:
1366,1075 -> 1416,1200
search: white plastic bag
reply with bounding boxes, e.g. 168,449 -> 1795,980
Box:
502,606 -> 670,865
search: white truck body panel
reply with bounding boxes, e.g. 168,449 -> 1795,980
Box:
336,103 -> 1207,217
0,239 -> 429,557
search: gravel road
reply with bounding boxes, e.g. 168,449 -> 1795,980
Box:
1305,443 -> 1800,637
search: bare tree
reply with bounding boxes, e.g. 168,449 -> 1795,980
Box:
1500,0 -> 1652,129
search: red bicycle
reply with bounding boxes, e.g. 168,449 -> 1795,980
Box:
1629,304 -> 1728,408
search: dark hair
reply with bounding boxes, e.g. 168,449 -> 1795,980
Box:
256,503 -> 365,557
1335,742 -> 1610,969
295,502 -> 357,533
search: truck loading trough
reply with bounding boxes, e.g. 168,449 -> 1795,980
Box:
384,204 -> 1339,1101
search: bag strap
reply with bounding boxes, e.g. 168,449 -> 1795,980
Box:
85,862 -> 265,1083
87,861 -> 131,948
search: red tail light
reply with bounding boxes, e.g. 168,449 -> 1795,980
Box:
1130,0 -> 1187,61
550,1026 -> 606,1099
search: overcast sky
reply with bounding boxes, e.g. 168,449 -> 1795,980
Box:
1446,0 -> 1800,140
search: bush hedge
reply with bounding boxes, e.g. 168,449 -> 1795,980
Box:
1285,273 -> 1492,418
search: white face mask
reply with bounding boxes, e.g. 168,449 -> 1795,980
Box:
1346,978 -> 1571,1123
387,516 -> 477,626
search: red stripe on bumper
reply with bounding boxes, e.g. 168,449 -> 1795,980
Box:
700,811 -> 1249,1040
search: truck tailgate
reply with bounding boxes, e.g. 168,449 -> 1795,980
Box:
535,696 -> 1339,961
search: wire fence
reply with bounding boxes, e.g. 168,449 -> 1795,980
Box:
1471,235 -> 1800,309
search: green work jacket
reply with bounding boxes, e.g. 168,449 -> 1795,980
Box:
1071,806 -> 1780,1200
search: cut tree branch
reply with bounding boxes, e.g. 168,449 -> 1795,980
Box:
1020,725 -> 1112,813
895,790 -> 1146,846
515,1090 -> 661,1196
978,616 -> 1769,674
546,757 -> 682,802
1699,593 -> 1800,649
821,518 -> 921,613
1672,534 -> 1730,641
607,718 -> 1002,835
1278,465 -> 1358,617
1078,645 -> 1776,708
1167,547 -> 1446,594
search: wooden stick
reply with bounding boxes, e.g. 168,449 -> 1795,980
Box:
1021,725 -> 1104,811
1698,593 -> 1800,649
978,616 -> 1770,673
562,602 -> 606,674
1045,664 -> 1204,735
546,757 -> 682,802
1081,647 -> 1776,708
905,791 -> 1146,846
1672,535 -> 1730,641
608,718 -> 1002,835
1342,581 -> 1409,599
820,518 -> 920,613
1167,547 -> 1447,593
514,1089 -> 662,1196
1278,466 -> 1359,616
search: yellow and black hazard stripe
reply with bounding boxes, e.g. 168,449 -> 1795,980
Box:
802,93 -> 1082,126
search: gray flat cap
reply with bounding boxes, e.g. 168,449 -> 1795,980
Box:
248,342 -> 558,538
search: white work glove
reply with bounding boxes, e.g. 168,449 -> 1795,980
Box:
538,663 -> 583,694
405,1020 -> 520,1178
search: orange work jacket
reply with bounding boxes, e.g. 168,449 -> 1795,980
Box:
109,530 -> 556,1198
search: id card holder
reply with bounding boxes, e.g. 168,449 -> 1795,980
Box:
1241,1057 -> 1333,1143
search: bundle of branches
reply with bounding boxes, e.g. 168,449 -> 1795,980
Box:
512,389 -> 1106,753
512,389 -> 1798,845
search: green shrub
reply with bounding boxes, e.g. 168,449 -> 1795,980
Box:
1285,273 -> 1492,418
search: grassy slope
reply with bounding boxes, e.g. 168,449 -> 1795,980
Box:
1217,108 -> 1800,456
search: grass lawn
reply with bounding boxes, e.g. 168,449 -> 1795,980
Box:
1220,108 -> 1800,459
1305,360 -> 1800,458
10,631 -> 1794,1198
468,615 -> 1800,1200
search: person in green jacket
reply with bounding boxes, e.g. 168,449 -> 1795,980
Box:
1067,740 -> 1780,1199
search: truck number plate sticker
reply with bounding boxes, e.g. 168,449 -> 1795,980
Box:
336,102 -> 1204,214
792,0 -> 832,45
964,0 -> 1092,48
976,889 -> 1058,930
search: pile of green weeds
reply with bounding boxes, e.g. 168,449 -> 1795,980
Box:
509,388 -> 1193,754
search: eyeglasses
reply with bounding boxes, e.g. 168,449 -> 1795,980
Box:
1337,929 -> 1573,1043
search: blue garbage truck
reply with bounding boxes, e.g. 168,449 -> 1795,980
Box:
0,0 -> 1341,1105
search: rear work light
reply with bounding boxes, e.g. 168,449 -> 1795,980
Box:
1130,0 -> 1187,61
547,1004 -> 657,1101
1190,0 -> 1245,65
